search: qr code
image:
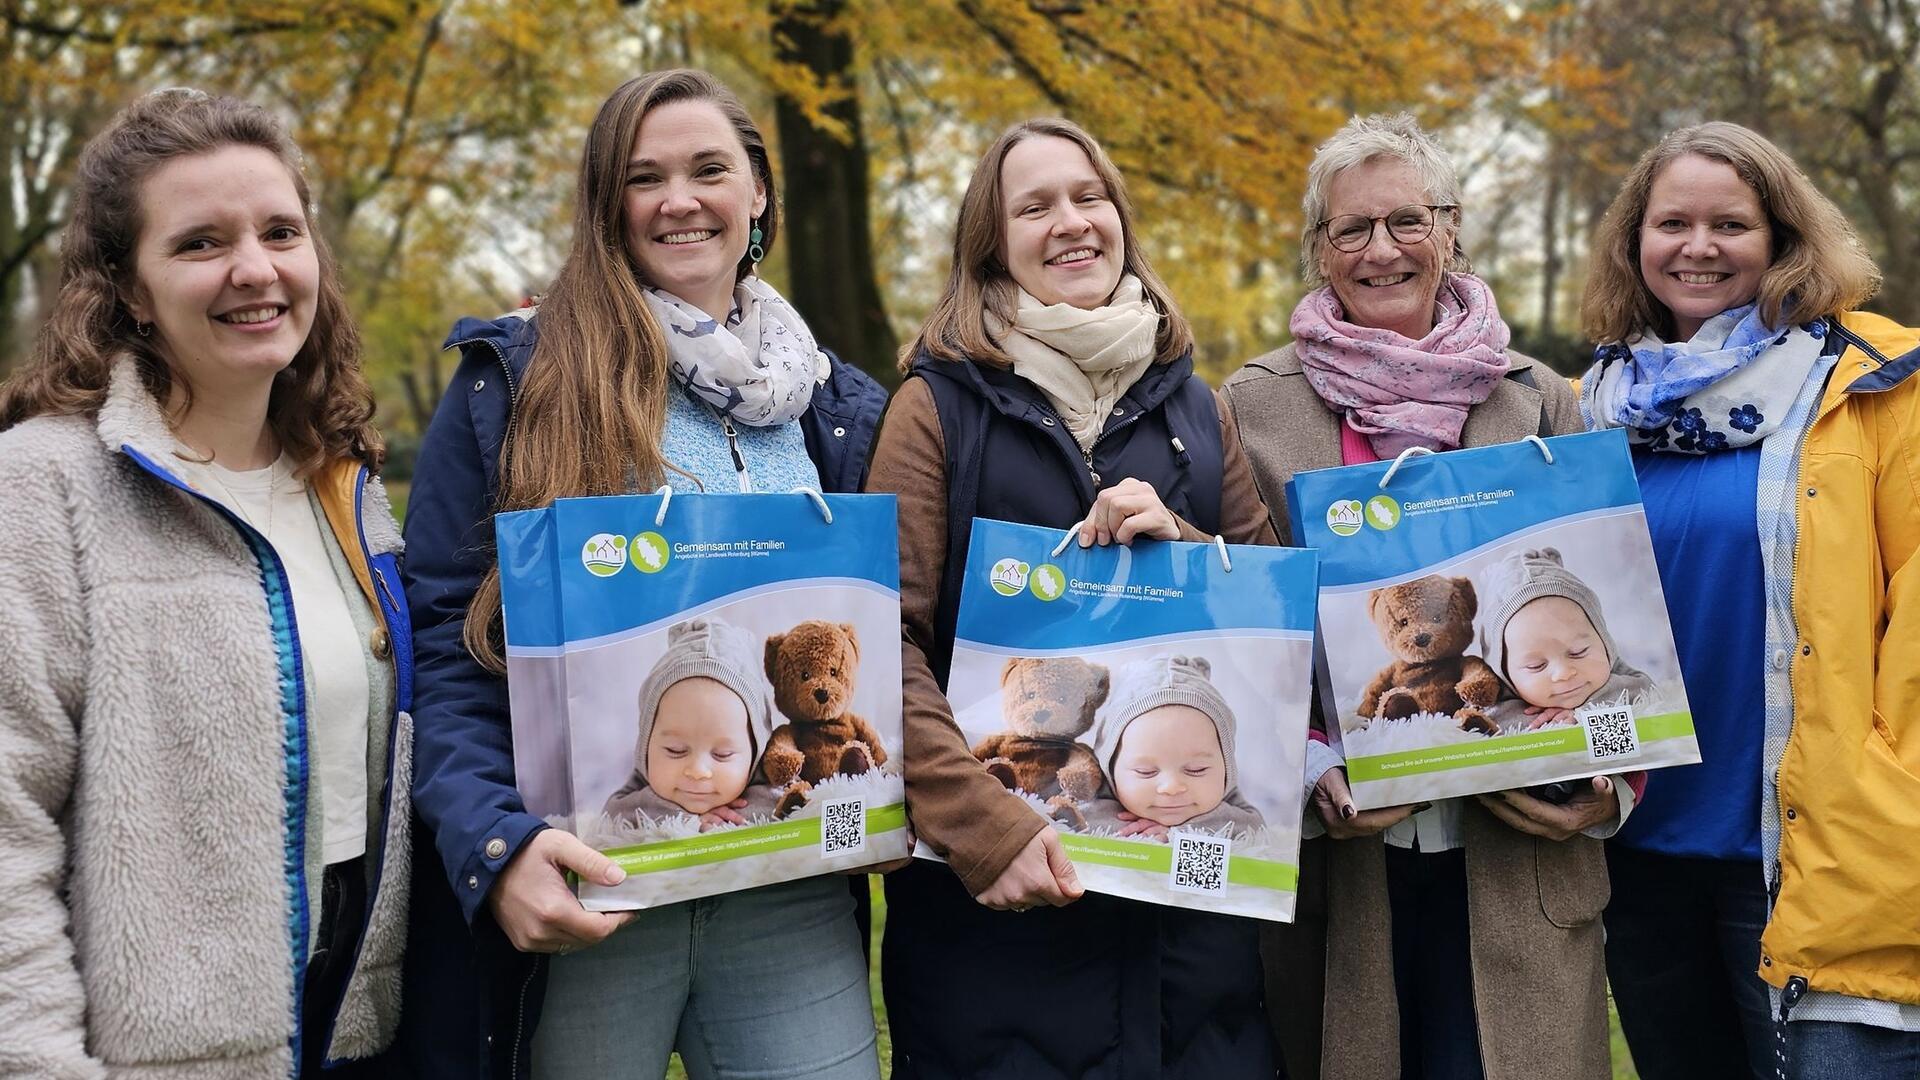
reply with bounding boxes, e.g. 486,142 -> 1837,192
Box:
820,797 -> 866,858
1170,833 -> 1230,895
1581,704 -> 1639,762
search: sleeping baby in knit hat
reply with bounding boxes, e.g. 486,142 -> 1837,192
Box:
604,617 -> 781,831
1478,548 -> 1654,730
1080,654 -> 1266,842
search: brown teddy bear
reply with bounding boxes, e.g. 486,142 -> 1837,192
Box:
761,621 -> 888,817
971,656 -> 1109,829
1357,574 -> 1501,735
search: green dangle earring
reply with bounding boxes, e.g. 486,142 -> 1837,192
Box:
748,217 -> 766,264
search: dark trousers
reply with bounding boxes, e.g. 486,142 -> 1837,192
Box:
1384,844 -> 1485,1080
1603,844 -> 1773,1080
300,859 -> 377,1078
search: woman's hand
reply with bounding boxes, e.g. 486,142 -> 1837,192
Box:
699,799 -> 750,831
1476,776 -> 1619,841
1312,767 -> 1424,839
975,828 -> 1084,911
1078,478 -> 1180,547
486,829 -> 634,954
1115,811 -> 1170,841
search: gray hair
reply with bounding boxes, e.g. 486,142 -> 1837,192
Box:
1298,113 -> 1468,286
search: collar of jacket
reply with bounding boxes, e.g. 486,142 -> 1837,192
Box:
910,347 -> 1196,426
93,354 -> 403,626
1831,310 -> 1920,398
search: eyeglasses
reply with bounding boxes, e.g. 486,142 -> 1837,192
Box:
1316,204 -> 1458,252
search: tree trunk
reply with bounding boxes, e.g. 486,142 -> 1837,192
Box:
772,0 -> 899,383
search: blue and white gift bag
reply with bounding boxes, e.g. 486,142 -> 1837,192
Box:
1287,429 -> 1699,809
496,491 -> 907,910
927,518 -> 1319,922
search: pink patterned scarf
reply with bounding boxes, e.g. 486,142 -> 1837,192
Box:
1292,273 -> 1512,458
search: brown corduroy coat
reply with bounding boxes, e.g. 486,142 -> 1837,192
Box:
1220,343 -> 1613,1080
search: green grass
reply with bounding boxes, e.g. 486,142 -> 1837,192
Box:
666,878 -> 1633,1078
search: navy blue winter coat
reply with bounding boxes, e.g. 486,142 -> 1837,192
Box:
389,311 -> 887,1078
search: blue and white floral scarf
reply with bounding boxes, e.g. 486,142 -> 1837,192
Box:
1579,304 -> 1827,453
645,275 -> 830,428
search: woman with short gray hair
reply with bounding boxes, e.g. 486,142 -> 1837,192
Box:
1221,113 -> 1635,1080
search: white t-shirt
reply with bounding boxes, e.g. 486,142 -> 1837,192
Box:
177,452 -> 371,864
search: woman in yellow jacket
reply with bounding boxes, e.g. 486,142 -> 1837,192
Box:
1579,121 -> 1920,1080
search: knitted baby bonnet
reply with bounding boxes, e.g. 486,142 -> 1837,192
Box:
1089,654 -> 1241,794
632,616 -> 774,774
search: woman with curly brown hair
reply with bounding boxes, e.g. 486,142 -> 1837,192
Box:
0,89 -> 412,1077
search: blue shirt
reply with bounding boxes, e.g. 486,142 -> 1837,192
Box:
1615,444 -> 1765,861
661,383 -> 821,495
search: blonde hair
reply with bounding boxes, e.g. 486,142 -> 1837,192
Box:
1581,121 -> 1880,343
900,117 -> 1192,373
464,69 -> 776,672
0,89 -> 381,474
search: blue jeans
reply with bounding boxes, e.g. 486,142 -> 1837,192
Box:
531,875 -> 880,1079
1788,1021 -> 1920,1080
1603,845 -> 1774,1080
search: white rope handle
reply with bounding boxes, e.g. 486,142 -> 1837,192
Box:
1378,445 -> 1436,488
1050,516 -> 1092,558
790,486 -> 833,524
1523,434 -> 1556,464
1213,534 -> 1233,572
651,484 -> 674,527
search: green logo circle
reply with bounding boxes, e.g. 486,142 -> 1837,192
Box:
630,531 -> 671,573
1326,499 -> 1363,537
1365,495 -> 1402,531
1028,564 -> 1066,601
581,532 -> 628,576
989,557 -> 1030,596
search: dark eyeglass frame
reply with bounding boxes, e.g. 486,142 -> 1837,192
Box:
1316,204 -> 1459,252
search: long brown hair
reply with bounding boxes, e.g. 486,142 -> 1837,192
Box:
0,88 -> 381,474
1581,121 -> 1880,343
465,69 -> 778,671
901,117 -> 1192,373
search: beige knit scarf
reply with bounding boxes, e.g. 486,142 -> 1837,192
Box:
990,275 -> 1161,452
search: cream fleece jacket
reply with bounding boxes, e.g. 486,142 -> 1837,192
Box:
0,360 -> 410,1078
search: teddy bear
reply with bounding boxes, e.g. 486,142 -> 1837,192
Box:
760,620 -> 888,818
1356,573 -> 1501,735
971,656 -> 1109,830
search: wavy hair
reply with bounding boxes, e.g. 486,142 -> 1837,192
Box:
1298,112 -> 1470,288
464,69 -> 777,672
1581,121 -> 1880,343
900,117 -> 1192,372
0,88 -> 380,474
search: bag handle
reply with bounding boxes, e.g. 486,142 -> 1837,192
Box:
1378,436 -> 1557,489
1049,515 -> 1234,572
651,485 -> 835,526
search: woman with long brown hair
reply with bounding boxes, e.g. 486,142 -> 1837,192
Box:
0,89 -> 411,1077
867,117 -> 1279,1077
396,69 -> 888,1078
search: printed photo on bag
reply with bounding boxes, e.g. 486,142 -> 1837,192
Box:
922,518 -> 1319,922
1288,429 -> 1699,809
498,492 -> 906,909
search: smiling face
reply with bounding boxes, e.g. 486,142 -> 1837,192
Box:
1502,596 -> 1614,711
128,145 -> 318,398
1317,157 -> 1453,340
997,135 -> 1125,309
1109,704 -> 1228,827
1638,154 -> 1773,341
622,98 -> 767,322
644,676 -> 755,815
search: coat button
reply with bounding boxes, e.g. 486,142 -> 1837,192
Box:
833,426 -> 846,438
370,627 -> 392,661
467,875 -> 479,890
1041,417 -> 1056,427
486,837 -> 508,860
1112,406 -> 1125,417
1786,808 -> 1797,821
1802,643 -> 1813,656
1806,488 -> 1817,498
472,378 -> 486,392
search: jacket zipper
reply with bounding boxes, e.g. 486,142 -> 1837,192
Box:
468,336 -> 521,459
1047,405 -> 1150,498
509,955 -> 542,1079
719,414 -> 752,492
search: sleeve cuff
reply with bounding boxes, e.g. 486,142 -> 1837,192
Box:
455,811 -> 549,924
1300,739 -> 1346,841
1582,773 -> 1637,841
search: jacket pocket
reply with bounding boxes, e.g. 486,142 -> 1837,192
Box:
1536,834 -> 1610,929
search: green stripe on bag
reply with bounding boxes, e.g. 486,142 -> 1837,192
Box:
603,802 -> 908,874
1059,834 -> 1297,892
1344,711 -> 1694,781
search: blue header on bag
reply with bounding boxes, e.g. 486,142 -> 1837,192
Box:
953,518 -> 1318,652
1285,429 -> 1642,589
497,492 -> 899,650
